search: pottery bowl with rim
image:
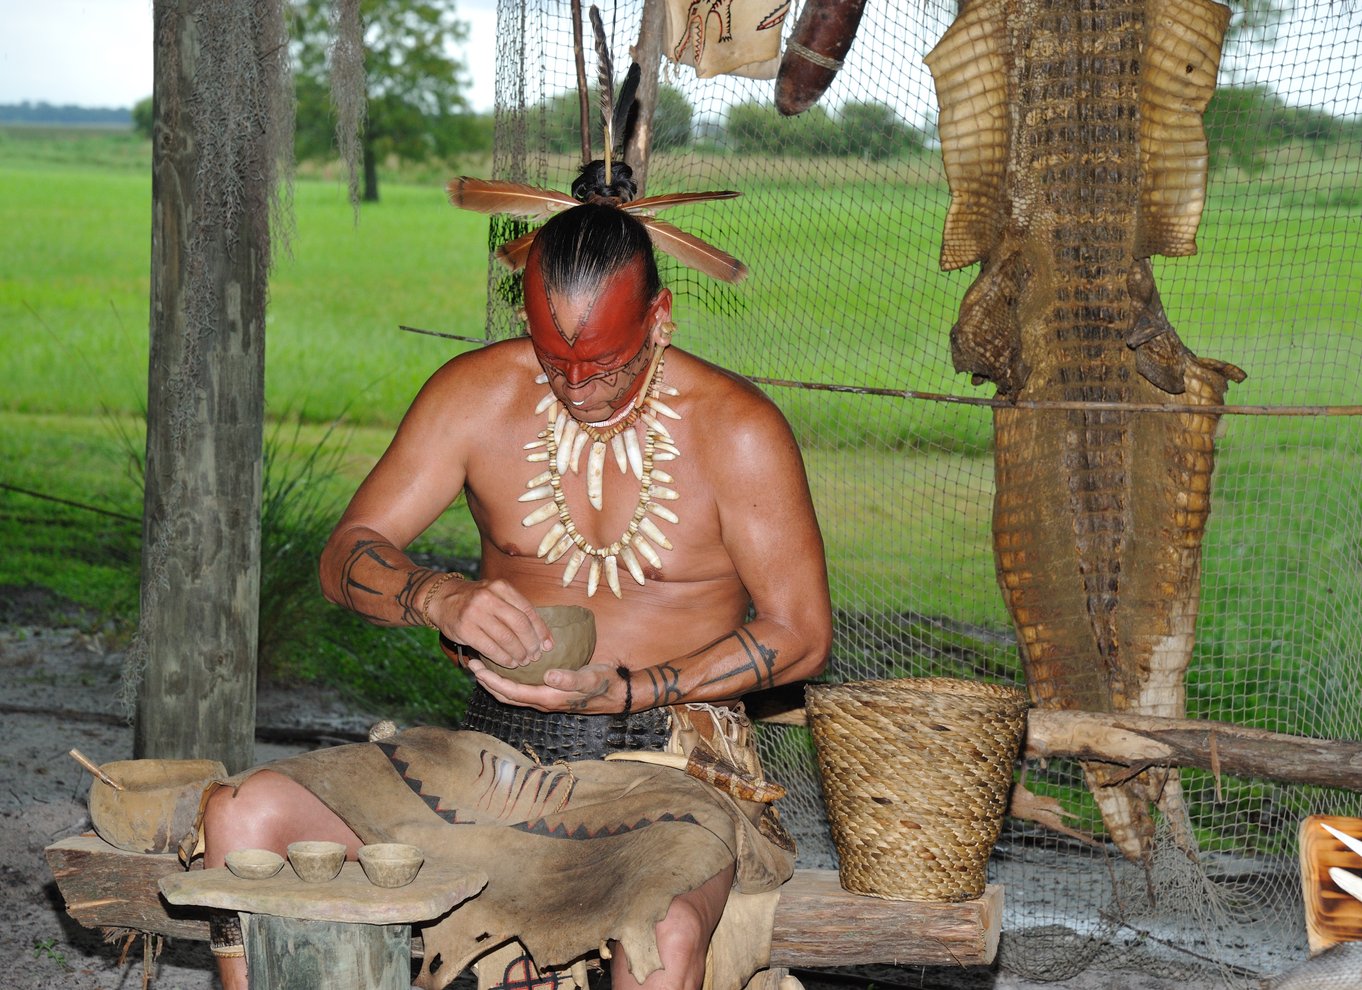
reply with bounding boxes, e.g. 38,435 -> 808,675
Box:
286,840 -> 347,883
481,605 -> 596,685
88,758 -> 226,854
225,848 -> 286,880
357,842 -> 424,887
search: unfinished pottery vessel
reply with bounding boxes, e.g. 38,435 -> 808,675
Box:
88,758 -> 226,854
483,605 -> 596,686
358,842 -> 424,887
225,848 -> 286,880
287,840 -> 346,883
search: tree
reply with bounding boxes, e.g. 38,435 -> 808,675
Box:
131,96 -> 154,139
291,0 -> 473,202
837,102 -> 927,160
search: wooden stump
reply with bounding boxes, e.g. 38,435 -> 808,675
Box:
243,915 -> 411,990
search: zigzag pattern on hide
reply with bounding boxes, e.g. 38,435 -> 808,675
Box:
512,811 -> 701,840
377,740 -> 474,824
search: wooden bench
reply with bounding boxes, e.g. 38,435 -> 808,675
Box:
47,834 -> 1001,985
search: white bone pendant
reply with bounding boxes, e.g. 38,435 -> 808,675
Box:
604,555 -> 622,598
631,534 -> 662,569
545,533 -> 574,563
620,546 -> 646,585
624,428 -> 643,479
639,516 -> 673,551
587,557 -> 601,597
647,501 -> 679,524
587,442 -> 607,511
537,522 -> 567,558
522,502 -> 559,527
561,549 -> 587,586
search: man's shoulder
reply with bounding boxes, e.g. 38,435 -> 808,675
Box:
422,338 -> 533,393
674,350 -> 787,424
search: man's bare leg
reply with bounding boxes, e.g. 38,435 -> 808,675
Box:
610,865 -> 735,990
200,769 -> 363,990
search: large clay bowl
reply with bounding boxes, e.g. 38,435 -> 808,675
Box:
88,758 -> 226,854
482,605 -> 596,685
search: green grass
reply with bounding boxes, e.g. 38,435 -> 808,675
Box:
3,127 -> 1361,745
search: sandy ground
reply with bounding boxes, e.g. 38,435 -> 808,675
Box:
0,624 -> 1271,990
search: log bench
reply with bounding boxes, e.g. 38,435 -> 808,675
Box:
46,834 -> 1001,987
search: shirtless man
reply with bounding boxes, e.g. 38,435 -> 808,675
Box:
200,182 -> 832,990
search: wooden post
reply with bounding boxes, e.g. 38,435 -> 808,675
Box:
242,915 -> 411,990
135,0 -> 278,772
624,0 -> 667,196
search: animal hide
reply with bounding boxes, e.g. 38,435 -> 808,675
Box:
926,0 -> 1246,864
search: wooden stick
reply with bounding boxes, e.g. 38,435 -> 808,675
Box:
69,748 -> 123,790
389,325 -> 1362,417
571,0 -> 592,165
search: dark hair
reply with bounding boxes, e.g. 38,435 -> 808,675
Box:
531,162 -> 660,299
571,159 -> 638,202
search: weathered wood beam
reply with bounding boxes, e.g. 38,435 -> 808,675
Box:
753,700 -> 1362,793
1024,709 -> 1362,792
45,835 -> 211,941
770,871 -> 1001,967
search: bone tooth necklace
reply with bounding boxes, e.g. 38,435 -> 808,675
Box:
520,351 -> 681,598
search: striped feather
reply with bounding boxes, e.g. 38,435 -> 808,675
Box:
447,177 -> 576,220
642,218 -> 749,284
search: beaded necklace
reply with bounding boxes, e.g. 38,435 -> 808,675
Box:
519,351 -> 681,598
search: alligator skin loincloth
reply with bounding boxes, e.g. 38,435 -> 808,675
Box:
200,726 -> 793,990
459,686 -> 672,761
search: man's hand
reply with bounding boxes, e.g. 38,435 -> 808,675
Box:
468,659 -> 624,714
427,577 -> 551,668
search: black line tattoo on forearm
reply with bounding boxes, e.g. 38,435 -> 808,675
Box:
696,629 -> 780,693
340,538 -> 433,625
395,568 -> 435,626
642,663 -> 684,707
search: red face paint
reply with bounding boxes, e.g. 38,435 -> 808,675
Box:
525,257 -> 665,423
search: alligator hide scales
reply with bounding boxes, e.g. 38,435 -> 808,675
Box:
926,0 -> 1247,864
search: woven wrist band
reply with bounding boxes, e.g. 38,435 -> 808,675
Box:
420,571 -> 461,629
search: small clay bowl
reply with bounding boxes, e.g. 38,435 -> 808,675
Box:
286,840 -> 346,883
224,848 -> 285,880
357,843 -> 424,888
483,605 -> 596,686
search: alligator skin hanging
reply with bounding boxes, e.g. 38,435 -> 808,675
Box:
926,0 -> 1246,864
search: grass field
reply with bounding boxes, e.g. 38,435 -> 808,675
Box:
3,125 -> 1360,732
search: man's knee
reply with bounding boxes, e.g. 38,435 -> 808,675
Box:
202,772 -> 299,856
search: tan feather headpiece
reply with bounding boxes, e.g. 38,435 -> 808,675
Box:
448,5 -> 748,284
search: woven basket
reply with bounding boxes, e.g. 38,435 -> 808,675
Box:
806,677 -> 1028,901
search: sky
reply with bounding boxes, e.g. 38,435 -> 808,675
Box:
1,0 -> 1358,120
0,0 -> 500,113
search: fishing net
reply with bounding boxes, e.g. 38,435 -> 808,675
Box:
485,0 -> 1362,984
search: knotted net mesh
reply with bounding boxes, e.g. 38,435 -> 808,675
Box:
485,0 -> 1362,984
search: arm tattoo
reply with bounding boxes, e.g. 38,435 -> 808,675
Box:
696,629 -> 780,693
395,568 -> 437,626
339,538 -> 433,625
642,663 -> 684,707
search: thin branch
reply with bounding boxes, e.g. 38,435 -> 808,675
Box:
394,324 -> 1362,417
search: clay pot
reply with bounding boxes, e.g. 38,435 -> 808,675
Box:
357,843 -> 424,887
225,848 -> 286,880
287,840 -> 347,883
483,605 -> 596,685
88,758 -> 226,854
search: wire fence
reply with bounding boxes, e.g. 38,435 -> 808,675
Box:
490,0 -> 1362,983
